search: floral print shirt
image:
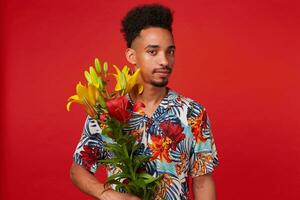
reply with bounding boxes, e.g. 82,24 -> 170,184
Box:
73,89 -> 219,200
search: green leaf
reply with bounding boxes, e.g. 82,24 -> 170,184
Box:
105,143 -> 125,156
99,157 -> 122,164
138,173 -> 154,179
102,127 -> 112,136
115,184 -> 128,193
95,58 -> 101,73
133,155 -> 151,172
106,172 -> 128,182
98,95 -> 106,108
98,76 -> 103,90
133,179 -> 146,187
138,173 -> 162,184
132,143 -> 143,153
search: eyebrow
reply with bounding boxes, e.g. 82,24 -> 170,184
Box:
144,44 -> 176,49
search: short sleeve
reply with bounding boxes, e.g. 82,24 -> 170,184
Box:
188,104 -> 219,177
73,116 -> 108,173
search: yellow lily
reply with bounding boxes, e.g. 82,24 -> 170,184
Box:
84,66 -> 103,90
113,65 -> 143,95
66,82 -> 99,117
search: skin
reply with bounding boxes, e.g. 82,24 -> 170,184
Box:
70,27 -> 216,200
70,163 -> 140,200
126,27 -> 176,117
193,174 -> 217,200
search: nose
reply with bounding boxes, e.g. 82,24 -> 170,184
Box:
159,53 -> 169,68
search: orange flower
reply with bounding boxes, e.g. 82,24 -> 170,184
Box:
149,121 -> 186,163
148,135 -> 172,163
188,109 -> 208,143
176,153 -> 187,175
191,153 -> 213,175
155,174 -> 173,200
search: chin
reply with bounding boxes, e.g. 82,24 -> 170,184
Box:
150,80 -> 169,87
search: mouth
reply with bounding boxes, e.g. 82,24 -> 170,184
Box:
153,68 -> 171,75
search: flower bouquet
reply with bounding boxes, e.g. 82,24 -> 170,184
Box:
67,58 -> 162,199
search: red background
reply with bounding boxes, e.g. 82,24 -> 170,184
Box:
1,0 -> 300,199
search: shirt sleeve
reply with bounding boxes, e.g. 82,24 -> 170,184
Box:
73,116 -> 108,173
188,103 -> 219,177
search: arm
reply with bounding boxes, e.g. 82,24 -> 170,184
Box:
192,174 -> 216,200
70,162 -> 105,199
71,117 -> 140,199
70,162 -> 140,200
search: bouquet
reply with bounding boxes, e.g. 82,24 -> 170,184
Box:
67,58 -> 162,199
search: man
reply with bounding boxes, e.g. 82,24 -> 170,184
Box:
70,4 -> 219,200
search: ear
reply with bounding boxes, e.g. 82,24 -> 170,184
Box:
125,48 -> 136,65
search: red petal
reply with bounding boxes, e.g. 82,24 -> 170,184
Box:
133,102 -> 145,112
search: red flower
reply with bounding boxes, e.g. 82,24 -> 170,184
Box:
106,96 -> 131,123
99,113 -> 107,122
122,178 -> 129,185
80,145 -> 101,170
132,102 -> 145,113
148,121 -> 185,163
136,166 -> 147,173
159,121 -> 185,150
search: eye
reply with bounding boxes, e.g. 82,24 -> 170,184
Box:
168,49 -> 175,55
147,49 -> 157,56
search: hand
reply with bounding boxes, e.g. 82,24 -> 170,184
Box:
99,189 -> 141,200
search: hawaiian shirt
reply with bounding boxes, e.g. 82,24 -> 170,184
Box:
73,89 -> 219,200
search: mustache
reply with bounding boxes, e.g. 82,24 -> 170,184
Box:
152,67 -> 172,74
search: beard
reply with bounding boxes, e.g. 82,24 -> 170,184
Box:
150,79 -> 169,87
150,67 -> 172,87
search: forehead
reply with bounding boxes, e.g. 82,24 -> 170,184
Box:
132,27 -> 174,48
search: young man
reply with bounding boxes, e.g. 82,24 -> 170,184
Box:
70,4 -> 219,200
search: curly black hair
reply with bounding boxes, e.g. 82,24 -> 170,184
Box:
121,4 -> 173,48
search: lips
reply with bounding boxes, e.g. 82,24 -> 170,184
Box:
153,68 -> 171,74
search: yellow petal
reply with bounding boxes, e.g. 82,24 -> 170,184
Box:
66,96 -> 81,111
126,68 -> 140,93
138,84 -> 144,94
67,94 -> 80,101
76,82 -> 88,100
131,68 -> 141,81
66,101 -> 73,111
113,65 -> 121,76
77,84 -> 97,117
113,74 -> 122,91
87,84 -> 97,106
122,65 -> 129,74
122,65 -> 129,80
124,66 -> 134,84
113,65 -> 127,92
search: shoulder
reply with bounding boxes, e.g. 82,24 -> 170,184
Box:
168,89 -> 207,116
84,115 -> 102,136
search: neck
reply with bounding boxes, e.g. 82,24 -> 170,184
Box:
131,84 -> 168,105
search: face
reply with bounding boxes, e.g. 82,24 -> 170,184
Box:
128,27 -> 175,88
